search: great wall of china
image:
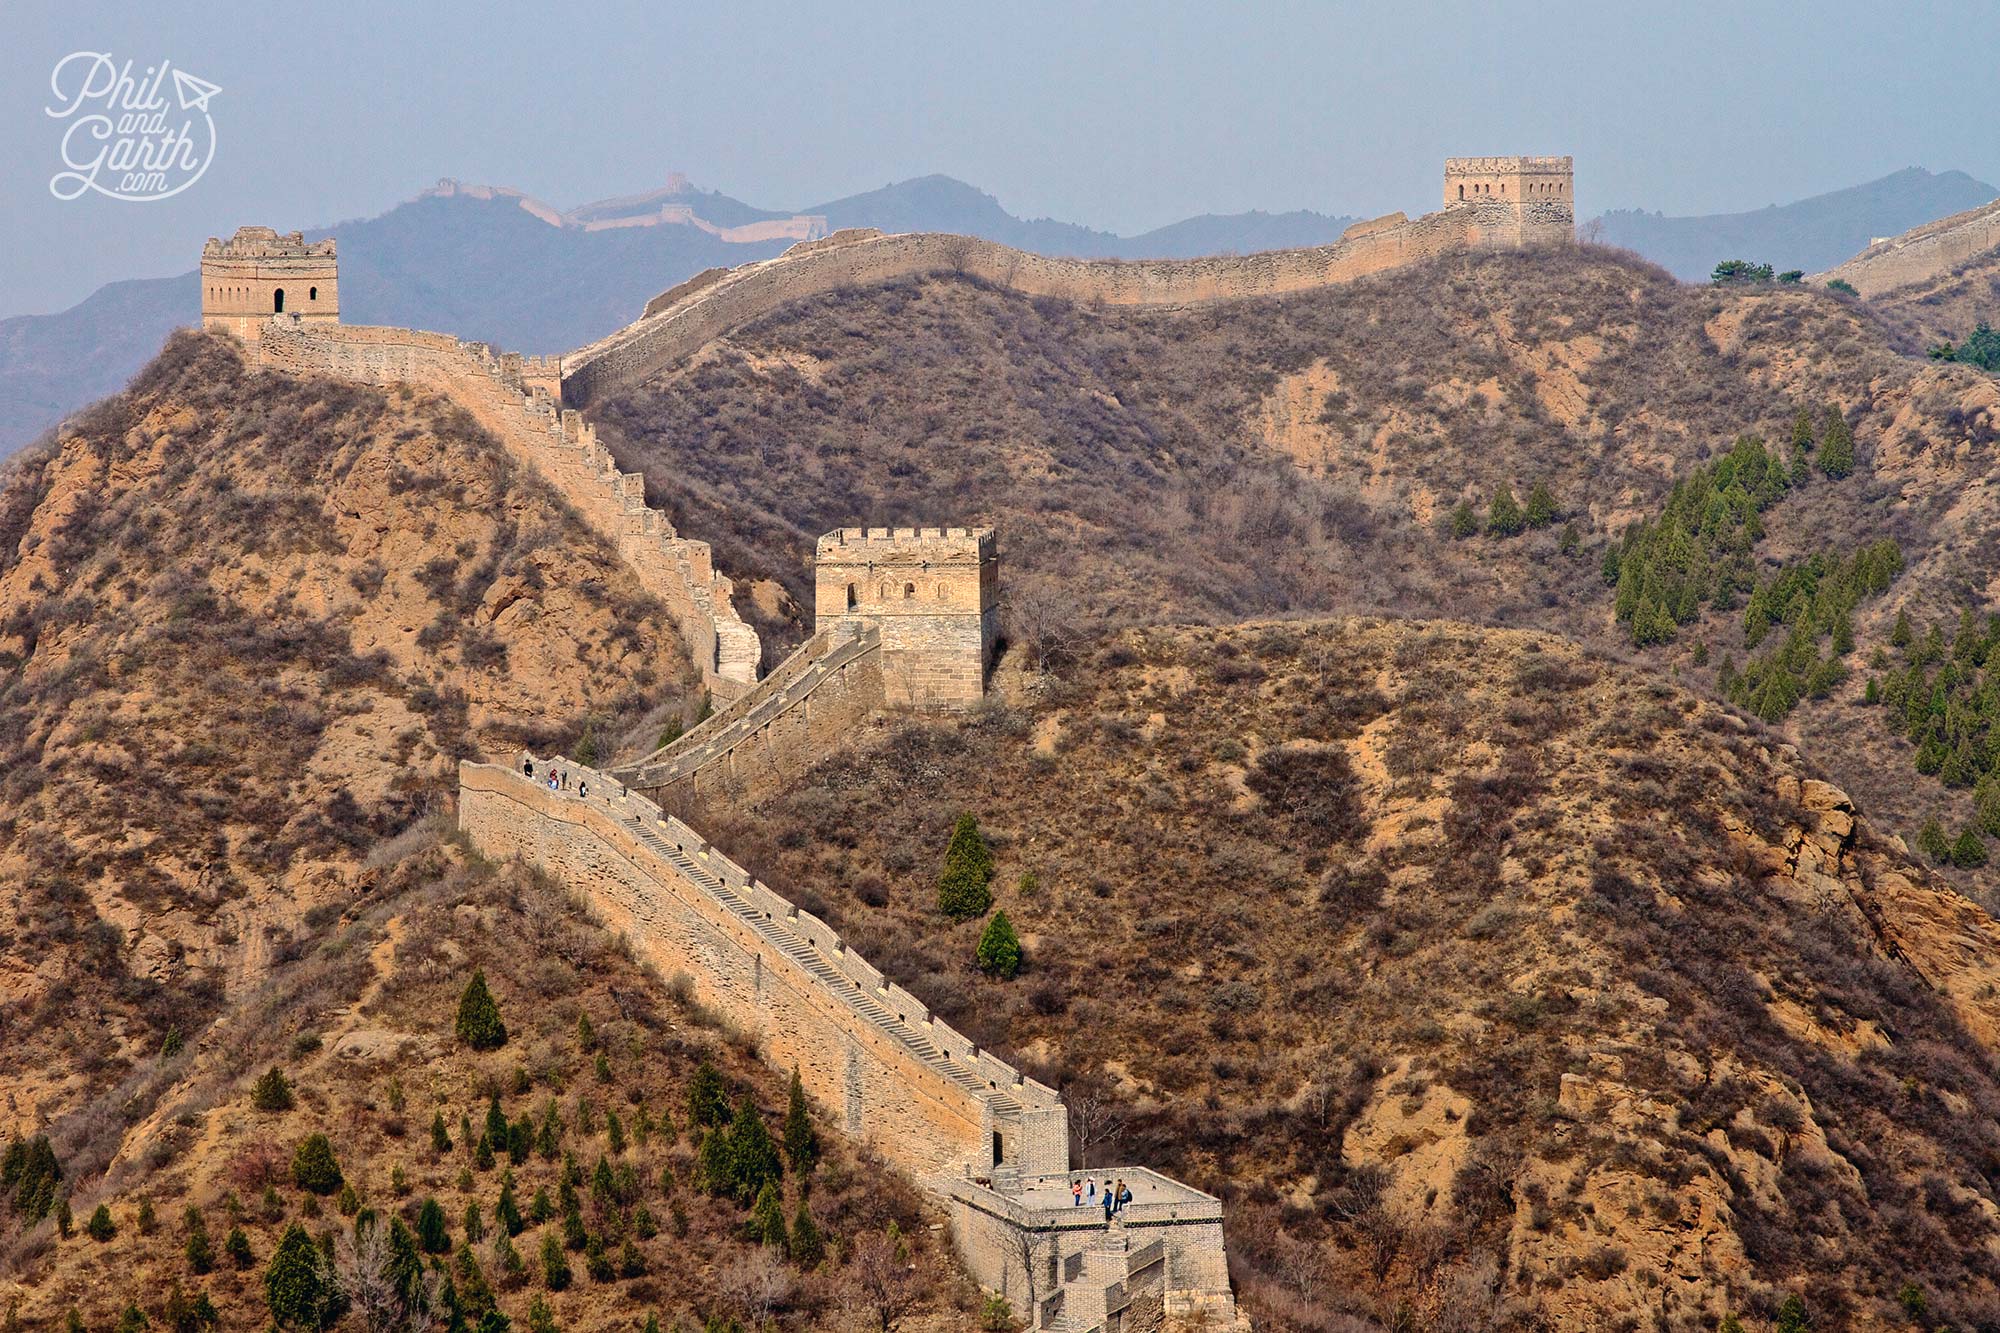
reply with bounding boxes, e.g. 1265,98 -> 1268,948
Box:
1814,195 -> 2000,297
561,155 -> 1574,408
198,159 -> 1579,1331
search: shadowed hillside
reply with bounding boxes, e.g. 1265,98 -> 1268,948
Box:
589,246 -> 2000,897
704,617 -> 2000,1332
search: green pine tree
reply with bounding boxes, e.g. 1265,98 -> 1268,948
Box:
1487,483 -> 1526,537
1953,828 -> 1990,868
415,1197 -> 449,1253
85,1203 -> 115,1242
687,1060 -> 731,1129
540,1229 -> 571,1292
751,1181 -> 788,1254
975,911 -> 1024,979
782,1069 -> 819,1177
1774,1293 -> 1809,1333
1818,408 -> 1854,480
937,813 -> 995,920
496,1173 -> 524,1236
1449,499 -> 1478,539
1524,480 -> 1557,529
1790,405 -> 1815,454
184,1207 -> 214,1274
430,1111 -> 452,1154
455,970 -> 508,1050
224,1226 -> 252,1269
262,1224 -> 329,1330
790,1199 -> 825,1267
250,1068 -> 295,1113
290,1134 -> 342,1195
1918,817 -> 1953,865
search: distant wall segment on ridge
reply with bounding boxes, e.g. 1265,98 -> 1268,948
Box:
1814,197 -> 2000,297
559,194 -> 1560,408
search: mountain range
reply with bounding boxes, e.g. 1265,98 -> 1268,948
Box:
0,166 -> 1993,456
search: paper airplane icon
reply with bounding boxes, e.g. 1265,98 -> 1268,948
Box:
171,69 -> 220,113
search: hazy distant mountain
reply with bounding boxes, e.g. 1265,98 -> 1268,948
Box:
0,176 -> 1356,455
7,166 -> 1995,456
1593,167 -> 1998,282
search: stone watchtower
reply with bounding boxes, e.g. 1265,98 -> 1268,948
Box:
200,225 -> 339,343
1443,156 -> 1575,245
815,527 -> 997,707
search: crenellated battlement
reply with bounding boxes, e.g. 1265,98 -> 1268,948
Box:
817,525 -> 995,561
817,524 -> 997,707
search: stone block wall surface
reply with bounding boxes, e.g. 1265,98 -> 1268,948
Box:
815,526 -> 998,708
458,759 -> 1071,1177
459,756 -> 1238,1329
251,318 -> 757,700
612,621 -> 887,803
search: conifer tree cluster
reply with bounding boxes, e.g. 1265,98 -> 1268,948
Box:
0,1135 -> 62,1222
1719,539 -> 1903,721
1605,434 -> 1795,647
1447,480 -> 1560,540
1871,607 -> 2000,865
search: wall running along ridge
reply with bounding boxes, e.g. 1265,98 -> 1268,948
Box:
1814,196 -> 2000,297
252,317 -> 760,699
459,758 -> 1241,1330
559,196 -> 1562,408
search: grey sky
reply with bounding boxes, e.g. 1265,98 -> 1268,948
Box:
3,0 -> 1995,317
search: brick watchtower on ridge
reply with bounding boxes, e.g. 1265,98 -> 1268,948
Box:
814,526 -> 997,708
200,225 -> 339,344
1443,156 -> 1575,245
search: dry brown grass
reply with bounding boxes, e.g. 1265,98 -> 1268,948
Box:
0,331 -> 701,1161
2,825 -> 971,1331
706,617 -> 2000,1332
590,245 -> 2000,902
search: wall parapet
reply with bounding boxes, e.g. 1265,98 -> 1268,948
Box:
251,317 -> 758,699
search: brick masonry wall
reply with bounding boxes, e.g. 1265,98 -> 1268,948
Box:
460,757 -> 1241,1328
254,319 -> 759,699
559,200 -> 1559,408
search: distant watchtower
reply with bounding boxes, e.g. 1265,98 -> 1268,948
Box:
1443,157 -> 1575,245
200,226 -> 338,343
815,527 -> 997,707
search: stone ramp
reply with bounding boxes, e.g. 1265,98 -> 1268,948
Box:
611,619 -> 885,801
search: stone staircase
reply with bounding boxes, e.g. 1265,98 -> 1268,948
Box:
612,620 -> 881,792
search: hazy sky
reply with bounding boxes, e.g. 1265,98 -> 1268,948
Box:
3,0 -> 1995,317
